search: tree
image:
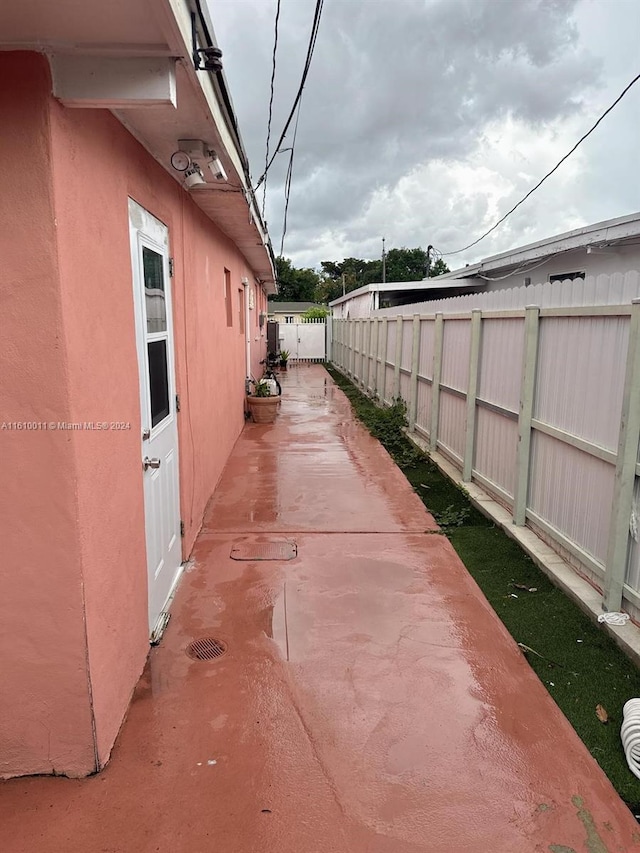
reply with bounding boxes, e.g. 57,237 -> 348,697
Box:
300,305 -> 329,321
430,257 -> 449,277
272,256 -> 321,302
319,247 -> 449,297
385,247 -> 428,282
273,248 -> 450,307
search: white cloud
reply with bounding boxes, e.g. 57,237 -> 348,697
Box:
211,0 -> 640,270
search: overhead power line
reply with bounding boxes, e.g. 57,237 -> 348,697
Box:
441,71 -> 640,257
254,0 -> 324,192
262,0 -> 281,221
279,102 -> 302,256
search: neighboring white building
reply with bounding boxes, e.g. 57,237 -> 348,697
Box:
330,212 -> 640,318
268,301 -> 325,323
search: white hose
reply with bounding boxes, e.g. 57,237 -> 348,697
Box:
598,612 -> 630,626
621,699 -> 640,780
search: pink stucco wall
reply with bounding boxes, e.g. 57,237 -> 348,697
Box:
0,53 -> 97,777
0,52 -> 269,777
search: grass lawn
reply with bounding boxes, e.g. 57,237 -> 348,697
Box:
326,364 -> 640,815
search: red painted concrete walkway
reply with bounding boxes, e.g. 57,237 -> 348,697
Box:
2,365 -> 639,852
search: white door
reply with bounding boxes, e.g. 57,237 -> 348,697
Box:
129,199 -> 182,640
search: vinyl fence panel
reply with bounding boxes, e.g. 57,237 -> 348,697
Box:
331,273 -> 640,621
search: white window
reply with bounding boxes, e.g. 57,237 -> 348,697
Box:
549,270 -> 585,283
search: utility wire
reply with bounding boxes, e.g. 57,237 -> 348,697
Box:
254,0 -> 324,191
279,102 -> 302,256
262,0 -> 281,222
476,248 -> 569,281
441,71 -> 640,257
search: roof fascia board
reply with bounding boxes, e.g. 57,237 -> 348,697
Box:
153,0 -> 273,281
438,212 -> 640,281
329,283 -> 374,307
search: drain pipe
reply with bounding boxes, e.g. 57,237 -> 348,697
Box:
242,277 -> 251,392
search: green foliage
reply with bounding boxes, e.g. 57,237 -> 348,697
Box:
273,249 -> 450,305
326,364 -> 640,813
300,305 -> 329,321
318,247 -> 450,302
433,504 -> 470,529
252,379 -> 272,397
272,256 -> 321,303
430,257 -> 449,277
279,349 -> 290,362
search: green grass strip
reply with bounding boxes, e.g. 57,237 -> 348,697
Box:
326,365 -> 640,814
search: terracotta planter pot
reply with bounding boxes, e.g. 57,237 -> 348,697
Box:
280,362 -> 288,371
247,395 -> 279,424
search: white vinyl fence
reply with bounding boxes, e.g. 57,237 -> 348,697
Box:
331,271 -> 640,620
279,318 -> 326,362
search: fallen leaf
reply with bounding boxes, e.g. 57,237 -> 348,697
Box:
513,583 -> 537,593
595,704 -> 609,724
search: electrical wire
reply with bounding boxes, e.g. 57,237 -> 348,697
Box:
254,0 -> 324,191
475,248 -> 570,281
441,71 -> 640,257
279,102 -> 302,257
262,0 -> 281,222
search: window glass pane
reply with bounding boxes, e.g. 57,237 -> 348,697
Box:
148,340 -> 170,427
225,269 -> 232,327
143,247 -> 167,333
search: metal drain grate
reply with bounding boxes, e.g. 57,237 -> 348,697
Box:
186,637 -> 228,661
231,540 -> 297,561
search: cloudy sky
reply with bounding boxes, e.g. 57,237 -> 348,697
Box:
211,0 -> 639,271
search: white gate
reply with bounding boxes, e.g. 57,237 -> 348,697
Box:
279,321 -> 326,361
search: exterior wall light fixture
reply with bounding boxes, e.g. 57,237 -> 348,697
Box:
184,162 -> 206,188
207,150 -> 227,182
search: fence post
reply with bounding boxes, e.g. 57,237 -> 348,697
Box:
409,315 -> 421,431
603,299 -> 640,612
326,316 -> 332,363
381,318 -> 388,403
352,320 -> 358,380
463,310 -> 482,481
430,313 -> 444,453
362,319 -> 370,392
394,316 -> 403,399
370,318 -> 379,395
513,305 -> 540,525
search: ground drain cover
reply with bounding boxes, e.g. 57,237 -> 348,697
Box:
186,637 -> 228,661
230,540 -> 297,561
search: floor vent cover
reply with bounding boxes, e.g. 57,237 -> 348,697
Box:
186,637 -> 228,661
231,540 -> 297,561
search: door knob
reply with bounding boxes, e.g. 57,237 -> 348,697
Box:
143,457 -> 161,470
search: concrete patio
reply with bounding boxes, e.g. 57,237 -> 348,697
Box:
1,365 -> 638,852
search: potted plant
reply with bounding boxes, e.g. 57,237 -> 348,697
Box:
279,349 -> 290,370
247,379 -> 279,424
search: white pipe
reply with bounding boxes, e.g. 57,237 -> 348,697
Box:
242,276 -> 251,381
621,698 -> 640,780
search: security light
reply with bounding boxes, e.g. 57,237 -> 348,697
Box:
207,151 -> 227,182
184,162 -> 206,189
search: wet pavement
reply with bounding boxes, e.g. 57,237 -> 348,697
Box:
2,364 -> 639,852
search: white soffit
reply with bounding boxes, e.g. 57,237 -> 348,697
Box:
50,56 -> 177,108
